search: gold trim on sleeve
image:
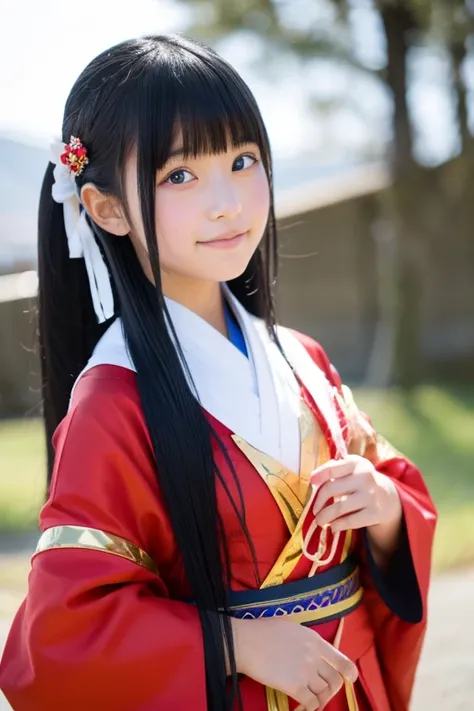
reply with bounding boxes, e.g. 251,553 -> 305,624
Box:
34,525 -> 159,575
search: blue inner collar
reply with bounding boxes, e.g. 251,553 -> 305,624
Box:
224,302 -> 248,358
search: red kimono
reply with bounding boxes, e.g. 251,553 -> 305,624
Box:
0,300 -> 436,711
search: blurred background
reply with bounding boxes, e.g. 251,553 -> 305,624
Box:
1,0 -> 473,708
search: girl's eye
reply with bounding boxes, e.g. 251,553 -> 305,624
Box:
233,154 -> 257,172
166,169 -> 194,185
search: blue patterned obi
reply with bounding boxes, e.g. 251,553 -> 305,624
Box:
228,557 -> 362,626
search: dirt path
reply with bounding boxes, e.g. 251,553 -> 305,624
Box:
1,567 -> 473,709
410,567 -> 474,710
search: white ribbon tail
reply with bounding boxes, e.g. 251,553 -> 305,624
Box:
77,213 -> 115,323
50,136 -> 114,324
62,198 -> 83,258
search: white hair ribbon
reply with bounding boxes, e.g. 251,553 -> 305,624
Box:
50,139 -> 115,324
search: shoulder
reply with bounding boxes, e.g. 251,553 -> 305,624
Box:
44,363 -> 161,542
43,364 -> 169,558
54,364 -> 144,450
49,364 -> 153,498
70,363 -> 140,411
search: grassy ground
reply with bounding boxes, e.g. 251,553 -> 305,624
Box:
0,418 -> 46,531
355,386 -> 474,572
1,385 -> 473,574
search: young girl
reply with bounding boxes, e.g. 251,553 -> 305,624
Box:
0,35 -> 436,711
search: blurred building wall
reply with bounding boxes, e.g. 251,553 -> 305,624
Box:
0,297 -> 39,416
276,165 -> 474,381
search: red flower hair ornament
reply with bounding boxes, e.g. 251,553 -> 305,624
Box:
60,136 -> 89,177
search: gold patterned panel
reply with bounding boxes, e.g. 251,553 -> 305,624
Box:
232,401 -> 322,533
261,404 -> 331,589
34,525 -> 159,575
231,436 -> 306,533
232,400 -> 329,587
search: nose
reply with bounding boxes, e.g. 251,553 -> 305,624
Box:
206,175 -> 242,221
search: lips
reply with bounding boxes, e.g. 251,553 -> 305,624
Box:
199,230 -> 248,244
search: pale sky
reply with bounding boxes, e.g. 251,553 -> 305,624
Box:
0,0 -> 322,158
0,0 -> 187,140
0,0 -> 462,163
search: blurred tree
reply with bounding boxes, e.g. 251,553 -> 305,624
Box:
430,0 -> 474,153
177,0 -> 474,388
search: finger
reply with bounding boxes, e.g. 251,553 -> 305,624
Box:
308,672 -> 336,711
312,457 -> 375,516
317,658 -> 345,697
321,646 -> 358,685
317,686 -> 340,710
313,455 -> 371,483
306,660 -> 344,710
315,492 -> 369,527
307,674 -> 329,696
312,477 -> 360,517
293,687 -> 321,711
331,509 -> 378,533
311,458 -> 360,486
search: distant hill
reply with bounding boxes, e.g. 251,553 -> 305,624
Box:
0,132 -> 361,270
0,135 -> 49,269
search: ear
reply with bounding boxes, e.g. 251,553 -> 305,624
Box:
80,183 -> 130,236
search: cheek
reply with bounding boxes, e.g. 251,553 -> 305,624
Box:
154,192 -> 197,262
246,169 -> 271,229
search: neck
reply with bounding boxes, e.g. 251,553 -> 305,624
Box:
161,273 -> 227,336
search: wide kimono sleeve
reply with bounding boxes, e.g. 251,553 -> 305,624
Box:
296,334 -> 438,711
0,367 -> 206,711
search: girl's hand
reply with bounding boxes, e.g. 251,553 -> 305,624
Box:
233,617 -> 358,710
310,455 -> 402,533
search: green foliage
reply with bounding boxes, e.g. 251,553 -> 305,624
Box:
178,0 -> 474,91
355,386 -> 474,571
180,0 -> 371,74
0,419 -> 45,530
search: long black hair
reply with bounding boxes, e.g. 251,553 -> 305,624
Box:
38,34 -> 278,710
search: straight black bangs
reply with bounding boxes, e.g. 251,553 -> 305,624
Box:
131,35 -> 272,174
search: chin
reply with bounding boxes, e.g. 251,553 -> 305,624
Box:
207,253 -> 255,283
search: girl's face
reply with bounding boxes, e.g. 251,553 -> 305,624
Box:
124,135 -> 271,289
